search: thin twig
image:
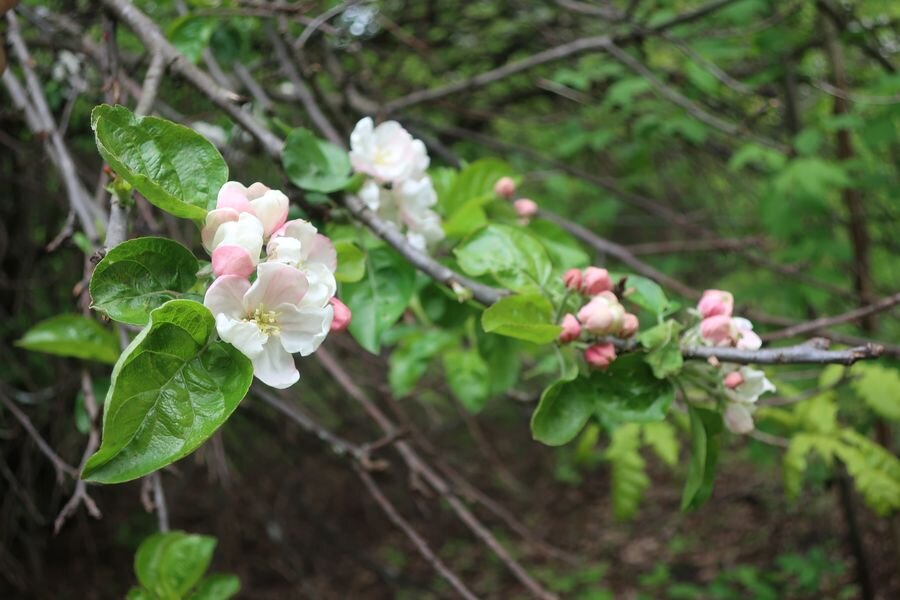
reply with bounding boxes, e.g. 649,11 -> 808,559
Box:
681,338 -> 883,366
151,472 -> 169,532
134,52 -> 165,116
0,391 -> 77,484
762,292 -> 900,342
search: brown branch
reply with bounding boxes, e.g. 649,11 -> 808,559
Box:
762,292 -> 900,342
0,390 -> 77,484
316,348 -> 557,600
681,338 -> 882,366
355,467 -> 479,600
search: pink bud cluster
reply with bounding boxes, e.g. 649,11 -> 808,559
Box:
696,289 -> 761,351
556,266 -> 640,371
493,176 -> 539,223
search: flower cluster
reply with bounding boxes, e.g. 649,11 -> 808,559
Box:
201,181 -> 350,389
557,267 -> 640,371
689,289 -> 774,434
350,118 -> 444,251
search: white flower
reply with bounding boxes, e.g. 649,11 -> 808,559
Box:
724,403 -> 755,434
349,117 -> 429,183
204,262 -> 333,388
266,219 -> 338,308
731,317 -> 762,350
724,366 -> 775,404
202,212 -> 265,278
216,181 -> 289,239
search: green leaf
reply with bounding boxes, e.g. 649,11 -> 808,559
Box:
90,237 -> 200,326
443,347 -> 490,413
605,424 -> 649,520
642,421 -> 679,467
167,16 -> 217,63
455,225 -> 552,293
526,219 -> 590,270
82,300 -> 253,483
16,315 -> 120,365
620,275 -> 670,316
681,406 -> 722,511
850,364 -> 900,422
341,246 -> 416,354
135,531 -> 217,599
189,574 -> 241,600
333,240 -> 365,283
388,329 -> 455,397
638,319 -> 683,379
531,376 -> 594,446
92,105 -> 227,219
481,294 -> 561,344
592,355 -> 675,425
440,158 -> 511,216
282,127 -> 352,193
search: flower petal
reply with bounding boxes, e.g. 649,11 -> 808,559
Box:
216,181 -> 253,213
251,337 -> 300,389
216,314 -> 266,358
277,302 -> 333,356
204,275 -> 250,319
201,208 -> 240,252
299,262 -> 336,309
245,262 -> 309,310
308,234 -> 337,272
212,245 -> 257,278
246,182 -> 270,200
250,189 -> 289,238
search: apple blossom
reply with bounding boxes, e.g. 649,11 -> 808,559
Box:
266,218 -> 338,307
215,181 -> 289,239
202,212 -> 264,278
732,317 -> 762,350
620,313 -> 639,338
563,268 -> 583,291
724,366 -> 775,404
204,262 -> 333,389
494,176 -> 516,199
584,343 -> 616,370
356,176 -> 444,251
558,313 -> 581,343
577,293 -> 625,335
514,198 -> 538,219
349,117 -> 429,183
582,267 -> 612,295
724,403 -> 755,434
699,314 -> 733,346
697,289 -> 734,318
723,371 -> 744,389
329,298 -> 352,332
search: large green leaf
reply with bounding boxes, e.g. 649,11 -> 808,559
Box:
91,105 -> 228,219
637,319 -> 684,379
340,246 -> 416,354
90,237 -> 199,326
439,158 -> 511,216
16,314 -> 120,365
82,300 -> 253,483
850,364 -> 900,422
531,376 -> 594,446
443,347 -> 490,413
388,329 -> 456,397
134,531 -> 223,599
681,406 -> 722,511
526,219 -> 590,270
333,240 -> 365,283
455,224 -> 552,293
282,127 -> 352,193
481,294 -> 561,344
592,355 -> 675,425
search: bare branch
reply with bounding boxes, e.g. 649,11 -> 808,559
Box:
0,390 -> 77,484
762,292 -> 900,342
681,339 -> 883,366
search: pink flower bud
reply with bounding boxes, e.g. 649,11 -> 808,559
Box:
577,296 -> 624,335
558,313 -> 581,343
329,297 -> 352,332
494,176 -> 516,199
619,313 -> 639,338
584,343 -> 616,370
723,371 -> 744,389
699,315 -> 733,346
563,268 -> 583,291
582,267 -> 612,295
697,289 -> 734,318
514,198 -> 538,218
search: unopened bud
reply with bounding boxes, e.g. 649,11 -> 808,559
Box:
723,371 -> 744,389
582,267 -> 612,296
494,176 -> 516,199
563,268 -> 583,292
620,313 -> 639,338
558,313 -> 581,343
329,297 -> 352,332
514,198 -> 538,219
584,343 -> 616,370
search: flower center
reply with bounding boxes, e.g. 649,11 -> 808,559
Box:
245,306 -> 280,336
